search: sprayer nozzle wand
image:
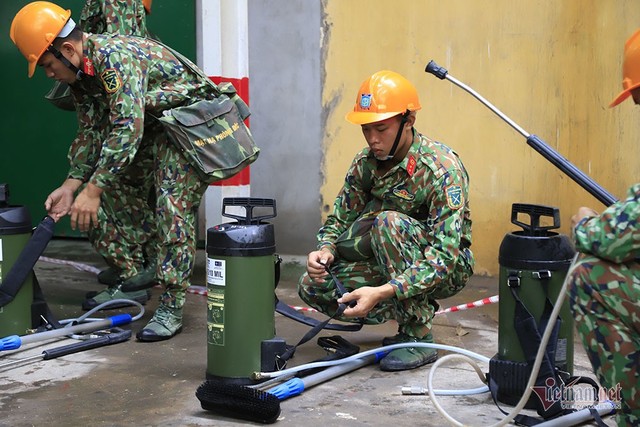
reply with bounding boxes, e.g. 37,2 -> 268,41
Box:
425,60 -> 448,79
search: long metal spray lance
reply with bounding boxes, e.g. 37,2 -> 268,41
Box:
0,314 -> 133,351
424,60 -> 617,207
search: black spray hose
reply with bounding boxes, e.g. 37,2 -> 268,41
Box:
425,60 -> 617,207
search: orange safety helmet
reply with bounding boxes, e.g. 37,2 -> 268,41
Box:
10,1 -> 73,78
143,0 -> 152,14
610,29 -> 640,107
346,70 -> 421,125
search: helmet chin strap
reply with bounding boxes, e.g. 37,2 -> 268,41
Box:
380,110 -> 410,162
47,45 -> 84,80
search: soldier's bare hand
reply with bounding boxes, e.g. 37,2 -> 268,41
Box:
306,249 -> 334,283
338,284 -> 395,317
45,187 -> 74,222
571,207 -> 599,229
70,184 -> 103,232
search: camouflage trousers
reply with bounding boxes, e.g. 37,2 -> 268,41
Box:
298,211 -> 473,339
567,254 -> 640,427
87,135 -> 157,281
89,122 -> 208,309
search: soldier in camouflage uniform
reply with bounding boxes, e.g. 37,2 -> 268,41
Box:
566,30 -> 640,427
47,0 -> 157,307
10,1 -> 222,341
299,70 -> 474,371
79,0 -> 150,36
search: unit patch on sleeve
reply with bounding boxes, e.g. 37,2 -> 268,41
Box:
445,184 -> 464,209
100,69 -> 122,93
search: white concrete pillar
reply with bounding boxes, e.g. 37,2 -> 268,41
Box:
196,0 -> 250,231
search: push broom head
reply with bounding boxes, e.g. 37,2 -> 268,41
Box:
196,380 -> 281,424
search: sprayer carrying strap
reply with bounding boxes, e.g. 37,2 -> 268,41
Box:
0,216 -> 55,308
274,256 -> 362,332
153,40 -> 221,96
31,274 -> 62,330
275,300 -> 362,332
276,265 -> 361,367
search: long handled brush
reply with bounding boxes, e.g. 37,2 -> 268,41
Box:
196,352 -> 385,424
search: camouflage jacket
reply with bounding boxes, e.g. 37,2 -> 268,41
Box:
47,1 -> 150,115
67,33 -> 216,188
318,130 -> 474,299
574,182 -> 640,263
67,0 -> 150,181
79,0 -> 148,36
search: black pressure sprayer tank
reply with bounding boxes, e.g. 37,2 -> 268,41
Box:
489,203 -> 575,408
205,198 -> 277,384
0,184 -> 34,338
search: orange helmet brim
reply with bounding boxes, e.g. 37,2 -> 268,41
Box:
610,90 -> 630,107
345,111 -> 402,125
28,60 -> 37,78
610,82 -> 640,107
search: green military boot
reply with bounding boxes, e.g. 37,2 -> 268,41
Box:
97,267 -> 121,286
136,305 -> 183,342
382,330 -> 407,346
88,265 -> 157,298
119,265 -> 157,292
379,332 -> 438,371
82,286 -> 151,310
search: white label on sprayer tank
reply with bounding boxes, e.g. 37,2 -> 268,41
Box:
207,257 -> 225,286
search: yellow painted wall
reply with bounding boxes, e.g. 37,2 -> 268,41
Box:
321,0 -> 640,276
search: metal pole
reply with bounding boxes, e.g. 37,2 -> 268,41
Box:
424,60 -> 618,207
266,354 -> 377,400
0,314 -> 132,351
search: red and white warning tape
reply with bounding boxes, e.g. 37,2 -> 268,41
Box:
39,256 -> 102,275
187,286 -> 499,316
435,295 -> 499,314
37,257 -> 499,314
187,285 -> 208,296
289,306 -> 318,313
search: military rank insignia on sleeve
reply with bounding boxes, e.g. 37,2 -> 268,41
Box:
406,155 -> 417,177
100,68 -> 122,93
445,184 -> 464,209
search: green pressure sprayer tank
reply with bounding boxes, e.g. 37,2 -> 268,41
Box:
490,203 -> 575,407
206,198 -> 277,384
0,184 -> 34,338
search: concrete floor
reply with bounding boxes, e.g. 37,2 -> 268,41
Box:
0,239 -> 616,426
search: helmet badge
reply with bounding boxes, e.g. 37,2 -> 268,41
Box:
359,93 -> 372,109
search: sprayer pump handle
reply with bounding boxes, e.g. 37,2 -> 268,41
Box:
511,203 -> 560,235
221,197 -> 277,224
